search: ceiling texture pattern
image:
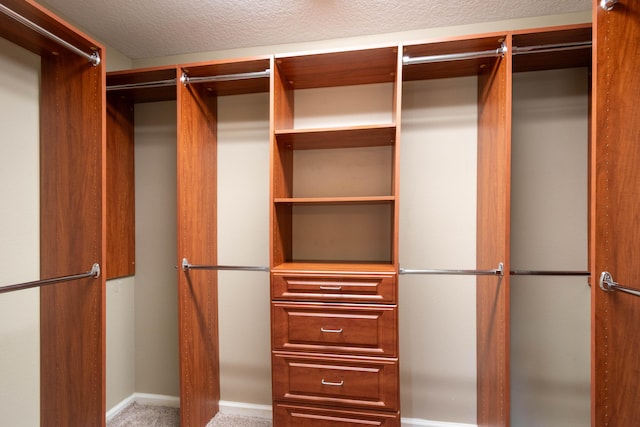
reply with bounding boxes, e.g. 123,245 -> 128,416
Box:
38,0 -> 591,59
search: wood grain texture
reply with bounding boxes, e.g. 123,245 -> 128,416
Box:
177,72 -> 220,427
592,0 -> 640,425
271,57 -> 294,265
476,36 -> 512,427
106,94 -> 135,279
274,403 -> 400,426
39,48 -> 106,427
272,352 -> 399,411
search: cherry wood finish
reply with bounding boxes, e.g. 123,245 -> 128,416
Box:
275,125 -> 396,150
177,71 -> 220,427
273,353 -> 399,411
105,66 -> 179,280
106,94 -> 135,279
39,46 -> 106,427
272,302 -> 398,356
175,56 -> 272,425
1,1 -> 106,425
274,403 -> 401,426
592,1 -> 640,425
270,46 -> 402,425
107,66 -> 178,104
271,270 -> 396,303
475,36 -> 512,427
512,24 -> 592,73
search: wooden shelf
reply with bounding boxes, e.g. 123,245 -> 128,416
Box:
403,34 -> 507,81
107,66 -> 178,103
275,196 -> 394,205
275,45 -> 398,89
512,24 -> 592,73
181,56 -> 272,95
272,262 -> 397,274
276,124 -> 396,150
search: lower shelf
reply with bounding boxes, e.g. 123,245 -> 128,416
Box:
274,402 -> 400,426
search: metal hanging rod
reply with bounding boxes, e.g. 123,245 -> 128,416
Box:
403,43 -> 507,66
180,69 -> 271,86
400,263 -> 504,276
512,41 -> 592,56
181,258 -> 269,272
599,271 -> 640,298
0,263 -> 101,295
510,270 -> 590,276
0,3 -> 100,66
107,78 -> 177,91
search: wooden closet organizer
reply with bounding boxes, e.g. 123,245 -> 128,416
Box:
0,0 -> 106,425
105,18 -> 592,427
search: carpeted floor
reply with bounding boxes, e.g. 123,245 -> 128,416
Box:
107,403 -> 272,427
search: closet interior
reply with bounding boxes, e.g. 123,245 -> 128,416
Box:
0,0 -> 595,424
0,0 -> 106,426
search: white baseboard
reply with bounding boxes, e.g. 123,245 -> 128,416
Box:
107,395 -> 476,427
105,393 -> 180,422
219,400 -> 273,419
401,418 -> 476,427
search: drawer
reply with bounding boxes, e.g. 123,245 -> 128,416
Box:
272,353 -> 399,411
272,303 -> 397,357
274,403 -> 400,426
272,272 -> 396,303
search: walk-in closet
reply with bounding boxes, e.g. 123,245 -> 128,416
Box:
3,1 -> 640,426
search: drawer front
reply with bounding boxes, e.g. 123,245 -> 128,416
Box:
272,273 -> 396,303
272,303 -> 397,357
273,353 -> 399,411
275,403 -> 400,426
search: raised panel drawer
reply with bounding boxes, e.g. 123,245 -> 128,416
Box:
272,302 -> 397,357
272,352 -> 399,411
275,403 -> 400,426
272,272 -> 396,303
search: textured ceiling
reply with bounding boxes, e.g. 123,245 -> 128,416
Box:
38,0 -> 591,60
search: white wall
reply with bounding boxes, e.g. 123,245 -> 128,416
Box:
0,37 -> 41,427
133,101 -> 180,396
510,68 -> 590,426
400,76 -> 479,423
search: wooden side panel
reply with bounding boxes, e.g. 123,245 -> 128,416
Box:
271,57 -> 294,266
476,37 -> 512,427
177,76 -> 220,427
40,50 -> 106,427
106,95 -> 135,279
592,1 -> 640,425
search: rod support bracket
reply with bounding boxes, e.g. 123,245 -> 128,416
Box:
90,263 -> 101,278
600,271 -> 616,291
600,0 -> 619,11
182,258 -> 190,271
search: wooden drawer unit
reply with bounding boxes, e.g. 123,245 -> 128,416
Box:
272,352 -> 399,412
274,403 -> 400,426
272,302 -> 397,357
271,271 -> 396,304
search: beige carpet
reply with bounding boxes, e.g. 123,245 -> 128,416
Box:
107,402 -> 272,427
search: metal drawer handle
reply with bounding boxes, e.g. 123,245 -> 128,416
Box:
319,285 -> 342,290
320,327 -> 343,333
321,379 -> 344,386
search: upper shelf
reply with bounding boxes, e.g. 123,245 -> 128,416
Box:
107,66 -> 178,103
512,24 -> 592,73
181,56 -> 272,95
275,124 -> 396,150
0,0 -> 101,60
403,34 -> 507,81
275,45 -> 399,89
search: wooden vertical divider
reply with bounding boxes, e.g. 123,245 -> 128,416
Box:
476,35 -> 512,427
39,47 -> 106,426
177,71 -> 220,427
106,94 -> 135,279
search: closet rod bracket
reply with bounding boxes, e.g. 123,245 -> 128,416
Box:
599,271 -> 640,297
600,0 -> 619,11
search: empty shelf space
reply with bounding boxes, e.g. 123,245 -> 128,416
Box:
276,124 -> 396,150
